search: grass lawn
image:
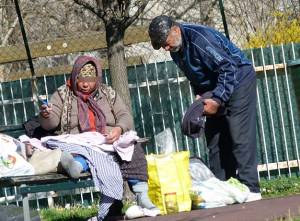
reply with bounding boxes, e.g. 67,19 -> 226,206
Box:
40,176 -> 300,221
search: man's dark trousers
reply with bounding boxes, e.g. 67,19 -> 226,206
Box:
205,72 -> 260,193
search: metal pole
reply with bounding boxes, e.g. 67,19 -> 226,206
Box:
14,0 -> 39,110
218,0 -> 230,40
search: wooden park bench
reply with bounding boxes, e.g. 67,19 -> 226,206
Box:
0,172 -> 94,221
0,125 -> 97,221
0,124 -> 148,221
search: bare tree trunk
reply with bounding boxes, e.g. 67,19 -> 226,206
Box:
105,22 -> 136,201
106,24 -> 132,112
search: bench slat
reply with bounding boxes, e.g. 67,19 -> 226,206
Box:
19,179 -> 94,194
0,172 -> 91,187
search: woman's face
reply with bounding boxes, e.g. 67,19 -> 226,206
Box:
76,76 -> 97,94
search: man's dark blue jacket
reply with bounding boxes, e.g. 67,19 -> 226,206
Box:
171,23 -> 255,103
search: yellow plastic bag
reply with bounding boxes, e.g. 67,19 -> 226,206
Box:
146,151 -> 191,214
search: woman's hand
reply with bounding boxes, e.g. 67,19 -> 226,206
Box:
40,103 -> 52,118
105,127 -> 122,144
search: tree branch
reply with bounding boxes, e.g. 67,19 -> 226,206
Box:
202,0 -> 218,24
74,0 -> 104,17
123,0 -> 148,28
1,17 -> 19,46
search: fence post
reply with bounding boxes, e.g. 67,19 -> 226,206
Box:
218,0 -> 230,40
14,0 -> 39,112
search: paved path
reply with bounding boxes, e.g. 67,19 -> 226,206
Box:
109,194 -> 300,221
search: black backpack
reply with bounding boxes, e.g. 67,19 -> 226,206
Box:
23,115 -> 56,139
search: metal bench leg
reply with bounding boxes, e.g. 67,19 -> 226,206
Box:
22,193 -> 31,221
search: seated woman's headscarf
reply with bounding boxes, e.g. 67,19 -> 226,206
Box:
69,55 -> 106,133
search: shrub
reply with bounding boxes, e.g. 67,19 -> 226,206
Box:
244,11 -> 300,48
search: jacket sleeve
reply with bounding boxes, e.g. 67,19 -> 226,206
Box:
190,82 -> 205,96
193,35 -> 239,103
39,91 -> 63,131
112,93 -> 134,133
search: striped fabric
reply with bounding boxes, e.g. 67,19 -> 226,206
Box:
45,139 -> 123,220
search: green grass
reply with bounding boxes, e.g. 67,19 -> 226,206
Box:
261,176 -> 300,221
40,205 -> 98,221
260,176 -> 300,198
39,176 -> 300,221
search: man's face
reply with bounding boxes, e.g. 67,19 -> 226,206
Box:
162,26 -> 182,52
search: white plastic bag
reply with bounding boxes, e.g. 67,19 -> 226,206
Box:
189,157 -> 215,183
0,133 -> 34,177
0,151 -> 34,177
154,128 -> 176,154
190,177 -> 250,208
0,133 -> 18,157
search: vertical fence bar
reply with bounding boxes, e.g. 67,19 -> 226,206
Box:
251,50 -> 270,179
4,188 -> 9,206
257,87 -> 270,179
70,193 -> 74,206
80,187 -> 84,205
63,73 -> 67,84
134,65 -> 148,154
291,42 -> 296,60
164,62 -> 179,151
9,82 -> 17,124
281,43 -> 300,172
19,79 -> 28,121
53,75 -> 58,90
14,186 -> 19,206
43,75 -> 49,101
271,45 -> 291,176
154,62 -> 166,130
90,188 -> 94,203
0,82 -> 8,125
188,81 -> 201,157
175,68 -> 189,151
260,46 -> 281,176
35,193 -> 40,211
144,64 -> 158,153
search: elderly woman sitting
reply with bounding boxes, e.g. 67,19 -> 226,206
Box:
39,55 -> 159,220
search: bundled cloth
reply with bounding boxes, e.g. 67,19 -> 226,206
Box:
41,131 -> 138,161
44,139 -> 123,220
181,92 -> 212,138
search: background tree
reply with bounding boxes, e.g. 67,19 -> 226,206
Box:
224,0 -> 300,47
244,11 -> 300,48
73,0 -> 148,111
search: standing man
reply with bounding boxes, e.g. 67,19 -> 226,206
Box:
148,15 -> 261,202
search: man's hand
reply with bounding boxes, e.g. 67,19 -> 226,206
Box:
105,127 -> 122,144
203,98 -> 220,115
195,95 -> 201,100
40,103 -> 52,118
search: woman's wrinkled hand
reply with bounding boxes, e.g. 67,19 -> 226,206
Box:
39,103 -> 52,118
105,127 -> 122,144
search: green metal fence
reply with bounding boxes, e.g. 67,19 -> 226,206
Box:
0,43 -> 300,178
